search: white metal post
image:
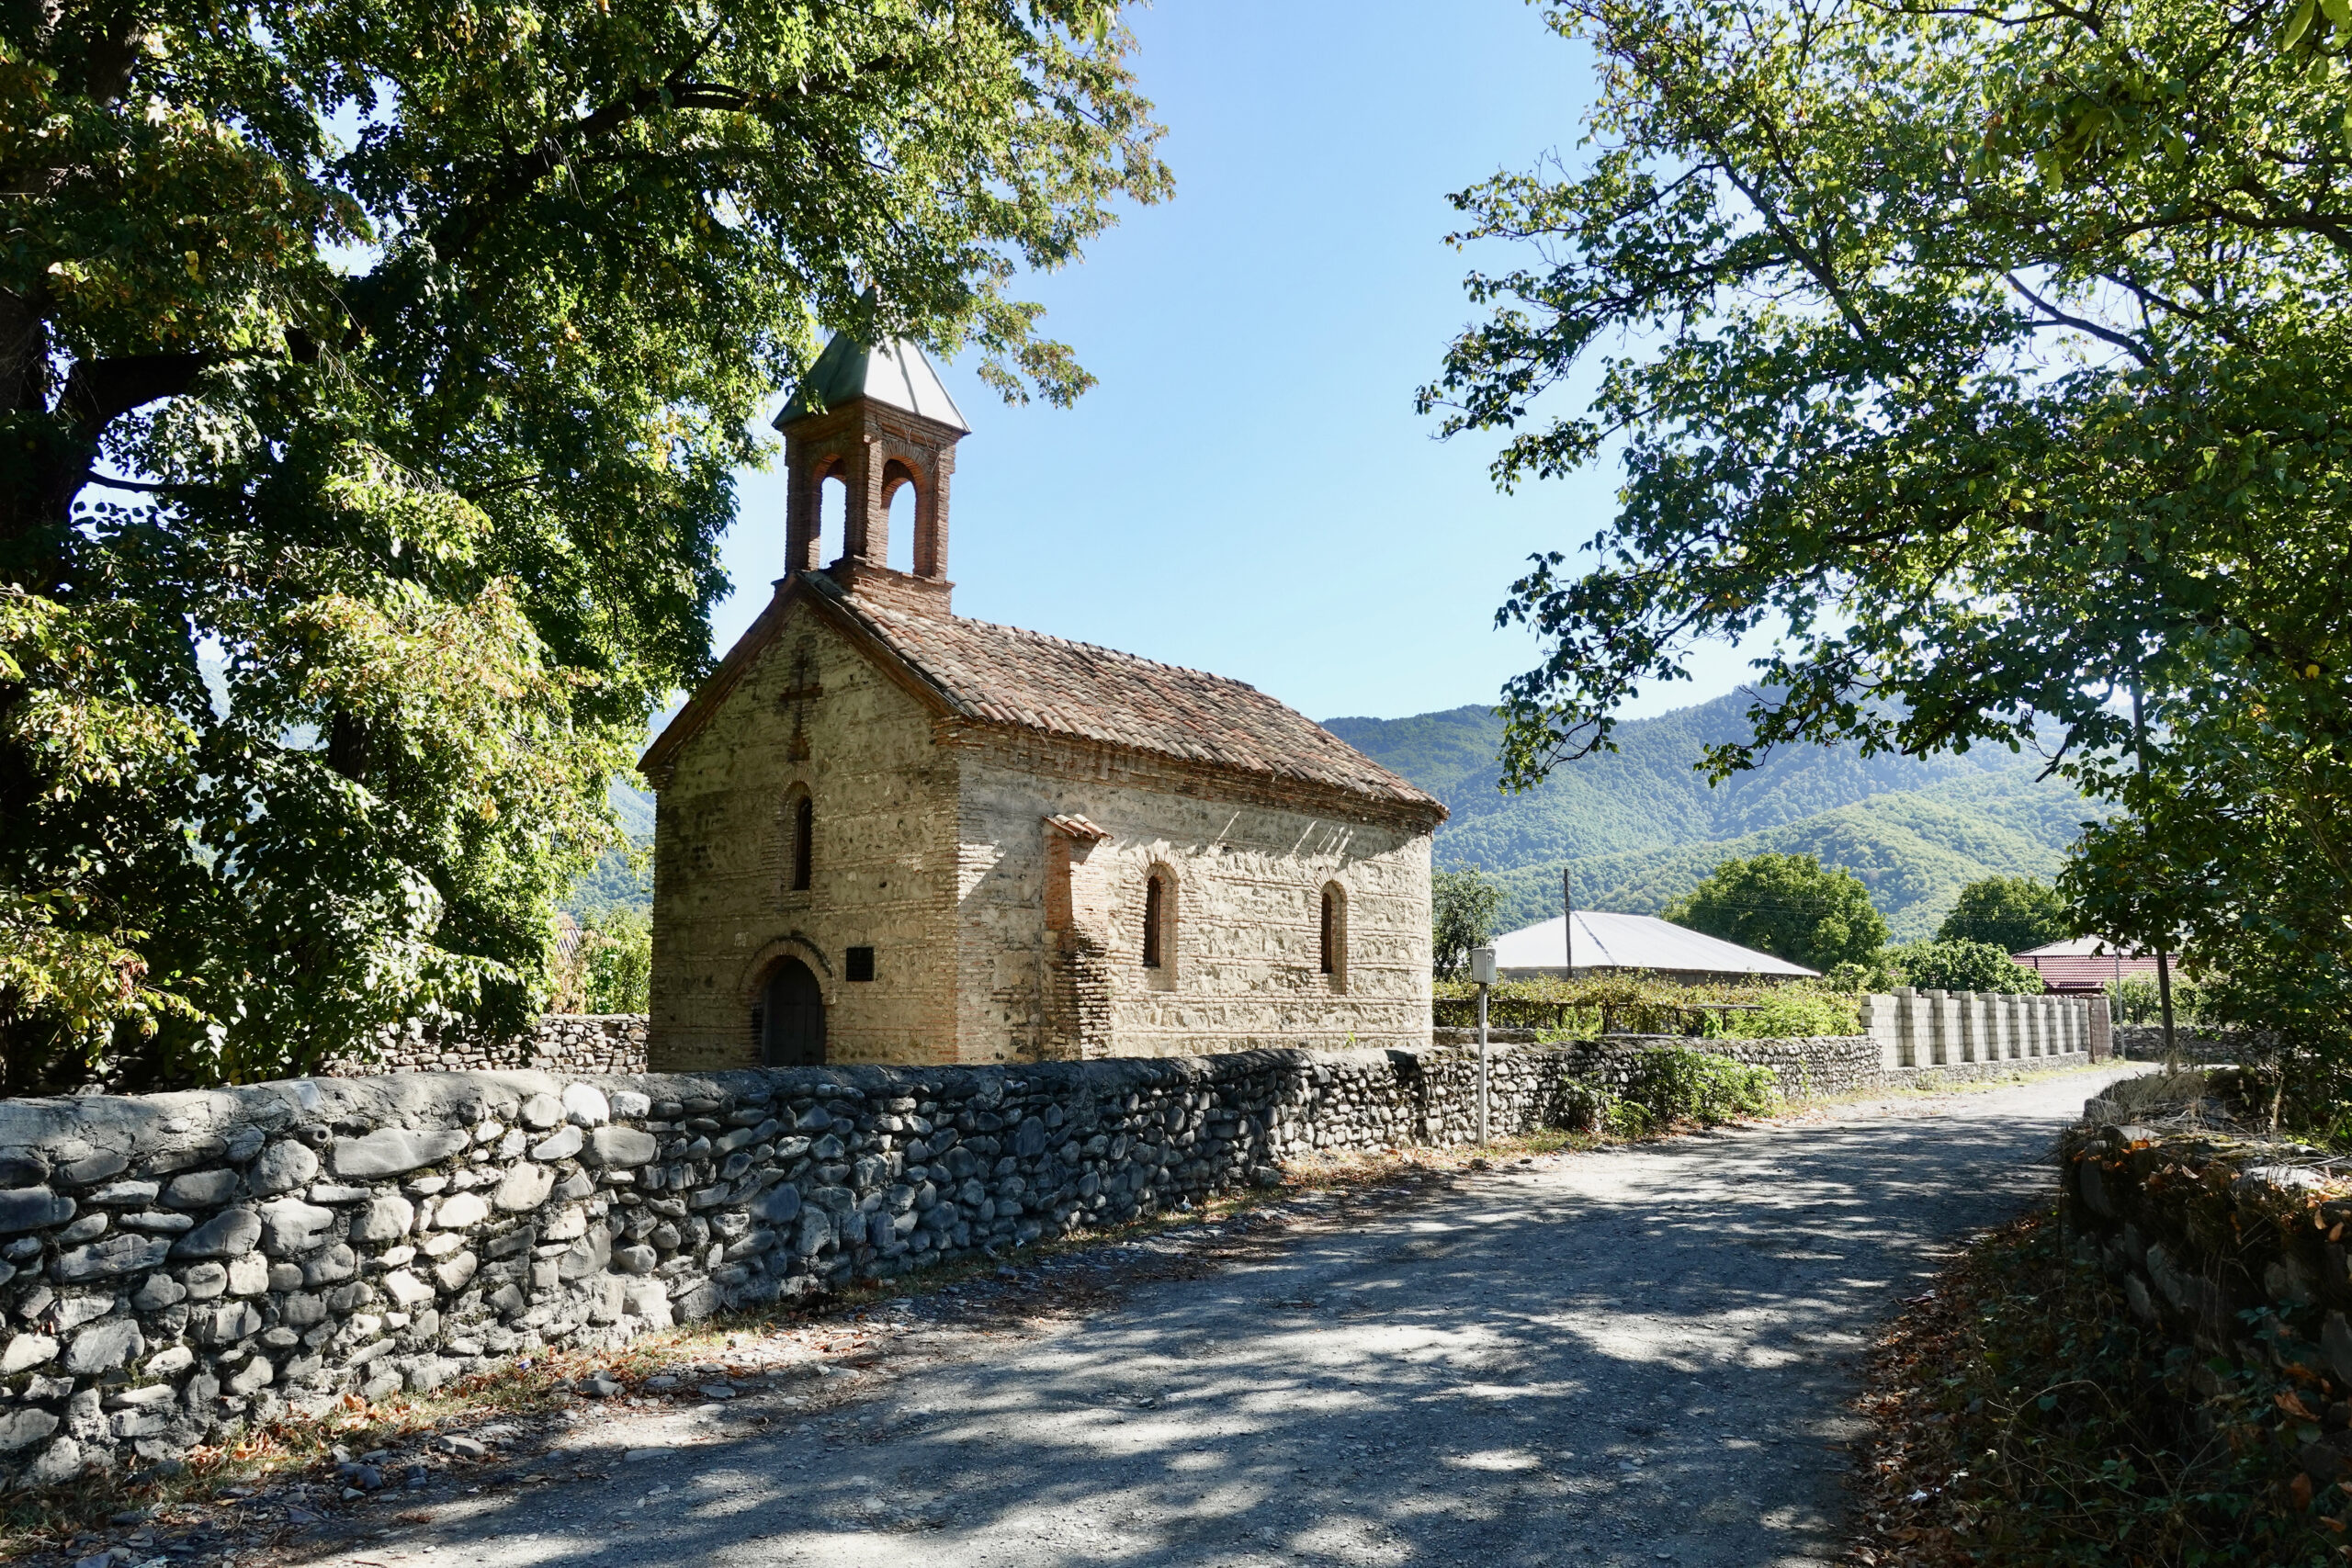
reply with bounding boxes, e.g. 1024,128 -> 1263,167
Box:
1470,945 -> 1498,1145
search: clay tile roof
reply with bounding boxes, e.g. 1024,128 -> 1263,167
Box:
1045,813 -> 1111,842
829,583 -> 1443,824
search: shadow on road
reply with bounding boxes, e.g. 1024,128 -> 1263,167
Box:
290,1074 -> 2116,1568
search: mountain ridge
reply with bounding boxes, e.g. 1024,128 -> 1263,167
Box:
1322,694 -> 2093,939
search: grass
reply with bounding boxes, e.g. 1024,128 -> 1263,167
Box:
1846,1210 -> 2339,1568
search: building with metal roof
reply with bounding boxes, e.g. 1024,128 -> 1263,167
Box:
1492,910 -> 1819,984
2009,936 -> 2175,996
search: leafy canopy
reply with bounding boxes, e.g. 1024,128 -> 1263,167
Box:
1433,864 -> 1509,979
1421,0 -> 2351,1049
1938,875 -> 2070,953
1664,852 -> 1888,973
0,0 -> 1168,1089
1885,938 -> 2042,994
551,906 -> 651,1016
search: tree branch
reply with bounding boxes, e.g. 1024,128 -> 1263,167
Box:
56,354 -> 212,441
2001,272 -> 2152,362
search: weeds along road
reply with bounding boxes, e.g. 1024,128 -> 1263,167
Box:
293,1066 -> 2146,1568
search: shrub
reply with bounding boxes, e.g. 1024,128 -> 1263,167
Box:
1602,1045 -> 1780,1135
1437,973 -> 1863,1038
1439,971 -> 1779,1033
1884,937 -> 2043,994
1702,987 -> 1859,1039
1853,1213 -> 2337,1567
548,905 -> 650,1015
1937,874 -> 2070,953
580,907 -> 651,1014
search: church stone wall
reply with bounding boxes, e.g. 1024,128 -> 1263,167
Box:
953,738 -> 1433,1062
648,604 -> 962,1070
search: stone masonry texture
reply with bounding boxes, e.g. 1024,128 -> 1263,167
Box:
2060,1103 -> 2352,1494
325,1016 -> 649,1078
0,1024 -> 2104,1491
2113,1024 -> 2238,1063
645,596 -> 1434,1071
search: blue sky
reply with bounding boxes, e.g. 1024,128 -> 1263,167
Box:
710,0 -> 1765,725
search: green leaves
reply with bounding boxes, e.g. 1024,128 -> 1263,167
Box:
1432,863 -> 1509,979
0,0 -> 1168,1087
1664,852 -> 1889,972
1430,0 -> 2352,1059
1939,874 -> 2070,952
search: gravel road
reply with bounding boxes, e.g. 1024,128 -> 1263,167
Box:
292,1065 -> 2143,1568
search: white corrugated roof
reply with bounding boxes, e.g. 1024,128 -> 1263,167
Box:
1492,911 -> 1818,978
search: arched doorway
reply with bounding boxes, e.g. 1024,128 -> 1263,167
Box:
762,958 -> 826,1066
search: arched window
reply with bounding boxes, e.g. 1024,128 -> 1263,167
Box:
817,466 -> 850,567
883,458 -> 919,572
790,794 -> 814,891
1320,881 -> 1348,989
1142,872 -> 1167,968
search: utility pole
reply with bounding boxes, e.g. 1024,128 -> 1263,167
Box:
1562,866 -> 1575,977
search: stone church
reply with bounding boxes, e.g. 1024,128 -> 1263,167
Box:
639,332 -> 1446,1069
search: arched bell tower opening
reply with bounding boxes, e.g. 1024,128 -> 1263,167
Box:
883,459 -> 919,573
776,332 -> 968,614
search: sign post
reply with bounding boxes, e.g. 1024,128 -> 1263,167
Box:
1470,944 -> 1498,1145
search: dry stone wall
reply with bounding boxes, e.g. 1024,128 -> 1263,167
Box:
2113,1025 -> 2239,1063
0,1027 -> 2102,1493
2060,1111 -> 2352,1492
327,1017 -> 649,1079
0,1043 -> 1610,1490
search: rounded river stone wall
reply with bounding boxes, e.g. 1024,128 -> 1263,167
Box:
0,1034 -> 2092,1491
326,1016 -> 648,1078
0,1043 -> 1616,1489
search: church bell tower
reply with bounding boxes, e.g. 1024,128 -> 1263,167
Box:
775,329 -> 968,614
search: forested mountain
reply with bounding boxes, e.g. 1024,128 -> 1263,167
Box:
1323,694 -> 2093,938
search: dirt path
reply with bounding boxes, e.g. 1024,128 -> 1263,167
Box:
279,1066 -> 2143,1568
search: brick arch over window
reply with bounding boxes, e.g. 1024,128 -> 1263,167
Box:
779,783 -> 814,894
783,433 -> 955,583
880,458 -> 920,572
789,453 -> 852,572
1140,862 -> 1179,990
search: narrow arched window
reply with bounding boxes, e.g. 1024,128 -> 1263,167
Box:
791,795 -> 814,891
1142,873 -> 1166,968
1320,881 -> 1348,989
